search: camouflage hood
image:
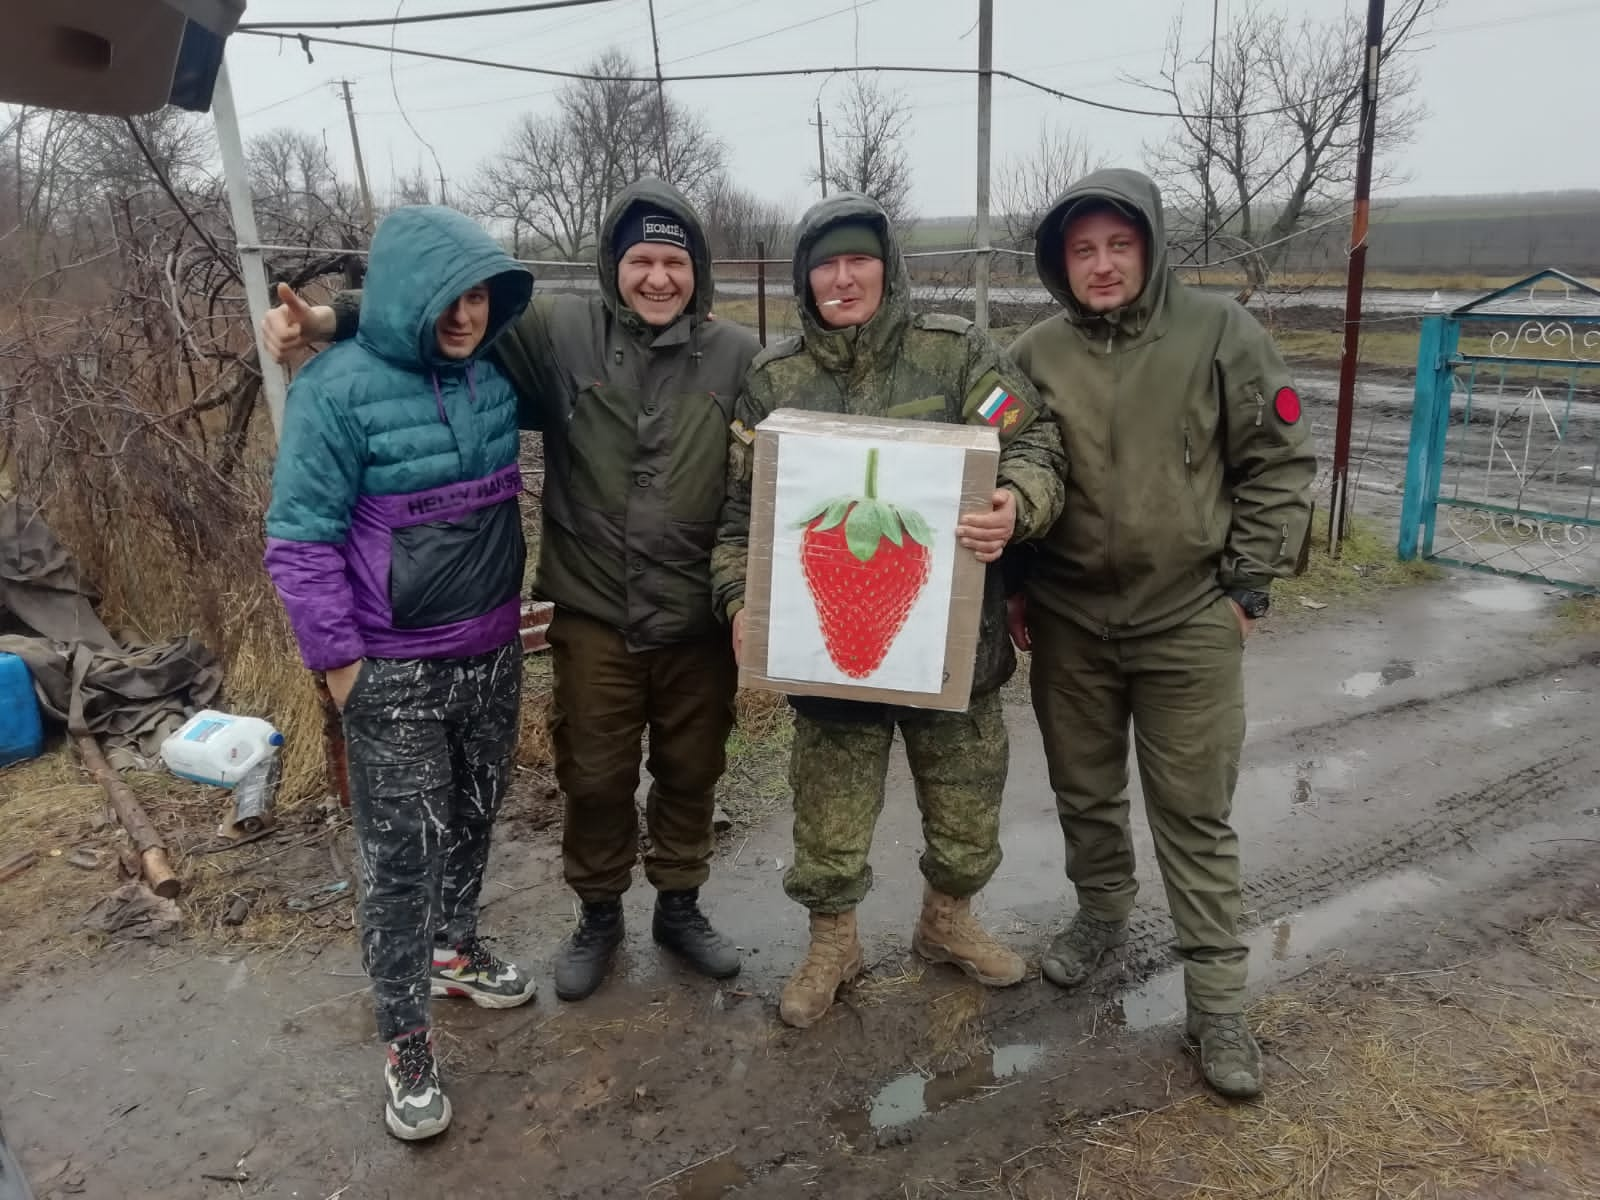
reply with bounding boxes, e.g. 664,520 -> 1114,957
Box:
1034,167 -> 1171,339
791,192 -> 913,374
598,176 -> 715,340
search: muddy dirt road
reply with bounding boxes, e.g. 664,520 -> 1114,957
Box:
2,574 -> 1598,1199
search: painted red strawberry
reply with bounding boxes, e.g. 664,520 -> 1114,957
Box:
796,447 -> 933,679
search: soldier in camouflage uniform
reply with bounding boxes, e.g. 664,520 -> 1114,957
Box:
711,193 -> 1067,1029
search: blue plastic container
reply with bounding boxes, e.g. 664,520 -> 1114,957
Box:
0,652 -> 45,766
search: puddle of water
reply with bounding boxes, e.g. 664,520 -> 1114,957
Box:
1115,866 -> 1441,1031
1242,752 -> 1362,810
672,1156 -> 748,1199
830,1042 -> 1045,1142
1339,660 -> 1417,697
1460,585 -> 1545,613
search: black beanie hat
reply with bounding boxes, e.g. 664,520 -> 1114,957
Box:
613,207 -> 693,261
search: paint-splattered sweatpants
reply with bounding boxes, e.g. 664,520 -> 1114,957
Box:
342,642 -> 521,1041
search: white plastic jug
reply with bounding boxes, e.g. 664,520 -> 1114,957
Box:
160,710 -> 284,787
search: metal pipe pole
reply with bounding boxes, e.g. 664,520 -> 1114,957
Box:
647,0 -> 673,182
212,55 -> 288,440
974,0 -> 993,333
815,101 -> 828,198
338,79 -> 377,233
1328,0 -> 1385,555
756,238 -> 767,348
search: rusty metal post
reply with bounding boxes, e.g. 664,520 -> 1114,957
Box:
756,239 -> 767,347
1328,0 -> 1386,556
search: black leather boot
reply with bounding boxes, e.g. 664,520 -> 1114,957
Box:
553,899 -> 623,1001
652,889 -> 741,979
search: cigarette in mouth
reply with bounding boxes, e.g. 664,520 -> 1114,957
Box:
821,299 -> 845,307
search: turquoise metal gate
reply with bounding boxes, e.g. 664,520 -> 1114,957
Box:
1398,270 -> 1600,592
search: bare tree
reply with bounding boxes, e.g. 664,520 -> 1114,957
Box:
995,119 -> 1101,254
816,79 -> 914,230
1142,0 -> 1437,295
699,174 -> 793,260
472,48 -> 727,260
390,164 -> 436,209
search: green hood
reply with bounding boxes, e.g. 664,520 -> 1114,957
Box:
791,191 -> 912,373
357,204 -> 532,370
1034,167 -> 1170,337
597,177 -> 714,338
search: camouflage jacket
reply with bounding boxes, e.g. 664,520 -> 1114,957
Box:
711,192 -> 1067,705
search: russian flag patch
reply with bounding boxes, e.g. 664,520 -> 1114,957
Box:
978,385 -> 1019,428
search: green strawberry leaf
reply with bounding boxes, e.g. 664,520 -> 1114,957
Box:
898,506 -> 933,546
794,496 -> 855,531
817,497 -> 855,531
874,501 -> 904,546
845,500 -> 886,561
796,495 -> 838,524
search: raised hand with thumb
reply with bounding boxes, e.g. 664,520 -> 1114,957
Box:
261,282 -> 335,363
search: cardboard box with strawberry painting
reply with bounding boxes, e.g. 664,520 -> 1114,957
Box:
738,409 -> 1001,711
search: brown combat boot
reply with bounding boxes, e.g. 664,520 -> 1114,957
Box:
779,910 -> 864,1029
912,887 -> 1026,987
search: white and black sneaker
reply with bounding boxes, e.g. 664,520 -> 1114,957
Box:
430,936 -> 537,1008
383,1028 -> 451,1142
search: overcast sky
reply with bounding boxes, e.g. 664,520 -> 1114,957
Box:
221,0 -> 1599,220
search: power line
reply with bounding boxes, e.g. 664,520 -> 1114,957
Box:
665,0 -> 885,67
238,0 -> 622,32
235,29 -> 1360,121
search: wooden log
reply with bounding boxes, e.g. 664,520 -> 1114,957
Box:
74,734 -> 181,900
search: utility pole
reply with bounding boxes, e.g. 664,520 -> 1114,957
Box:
1329,0 -> 1385,556
647,0 -> 673,182
212,56 -> 288,438
812,102 -> 828,198
973,0 -> 994,332
337,79 -> 376,233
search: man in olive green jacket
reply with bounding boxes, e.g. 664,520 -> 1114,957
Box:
1008,168 -> 1316,1099
712,192 -> 1066,1029
261,180 -> 760,1003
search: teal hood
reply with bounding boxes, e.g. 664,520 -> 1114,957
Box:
356,205 -> 533,370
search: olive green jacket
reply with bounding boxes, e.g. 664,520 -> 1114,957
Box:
333,178 -> 760,650
711,192 -> 1067,701
1011,168 -> 1316,639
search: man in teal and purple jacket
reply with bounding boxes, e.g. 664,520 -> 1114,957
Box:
265,204 -> 536,1143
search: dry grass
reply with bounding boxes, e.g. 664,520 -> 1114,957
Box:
1556,595 -> 1600,635
924,985 -> 989,1063
1279,514 -> 1442,614
1046,982 -> 1600,1199
979,916 -> 1600,1200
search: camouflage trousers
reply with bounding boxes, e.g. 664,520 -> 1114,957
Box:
785,690 -> 1008,914
343,642 -> 520,1041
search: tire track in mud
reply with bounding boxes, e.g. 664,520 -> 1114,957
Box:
1116,745 -> 1597,980
993,654 -> 1600,1026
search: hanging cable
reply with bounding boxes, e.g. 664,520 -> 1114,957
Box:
233,28 -> 1361,121
238,0 -> 622,32
123,118 -> 243,284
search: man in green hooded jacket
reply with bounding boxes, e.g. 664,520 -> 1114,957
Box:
712,193 -> 1066,1029
1007,167 -> 1316,1099
262,180 -> 760,1003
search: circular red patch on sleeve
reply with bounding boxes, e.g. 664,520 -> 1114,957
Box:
1274,386 -> 1301,424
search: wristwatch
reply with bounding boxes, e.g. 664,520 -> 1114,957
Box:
1227,588 -> 1271,619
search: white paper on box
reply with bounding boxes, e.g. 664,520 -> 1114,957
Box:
767,434 -> 966,693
